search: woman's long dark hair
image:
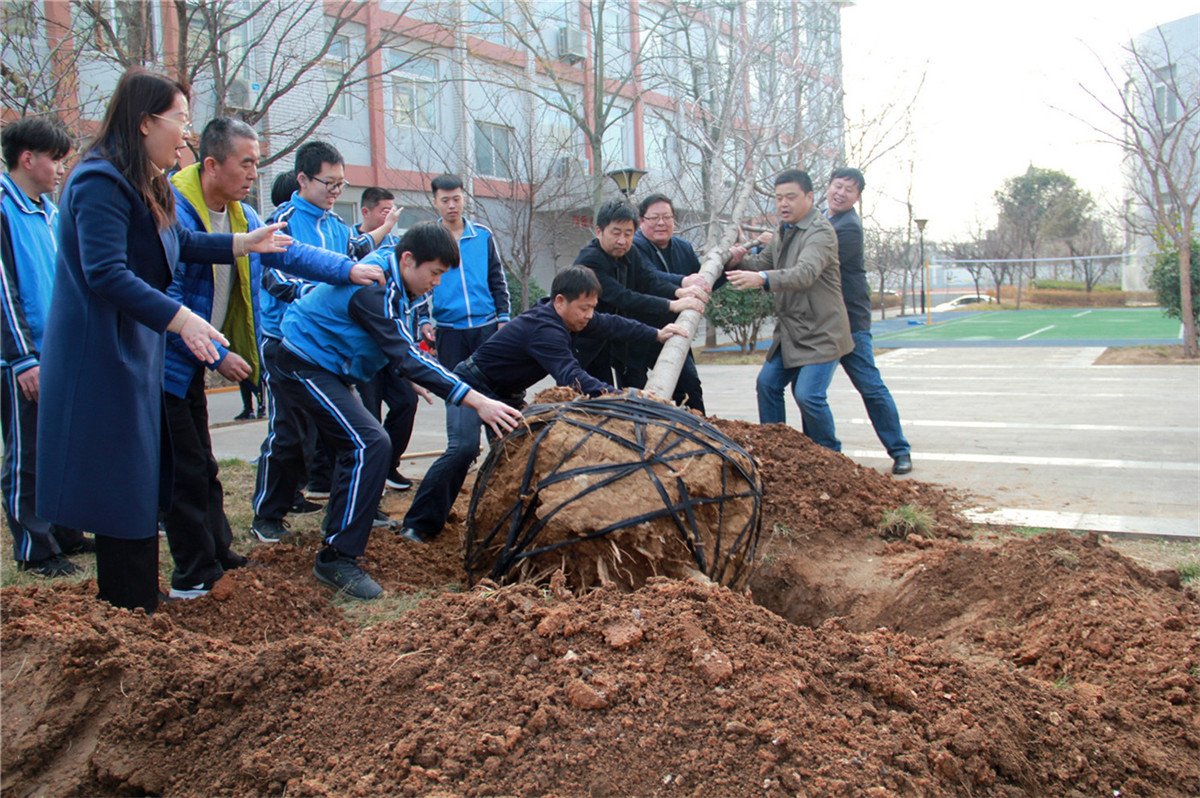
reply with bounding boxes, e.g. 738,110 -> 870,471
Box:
85,67 -> 189,229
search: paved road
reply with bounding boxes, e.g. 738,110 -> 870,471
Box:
208,343 -> 1199,540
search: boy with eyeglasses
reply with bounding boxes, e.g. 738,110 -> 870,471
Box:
253,141 -> 374,540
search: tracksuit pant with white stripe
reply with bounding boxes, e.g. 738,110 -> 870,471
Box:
253,337 -> 336,521
271,347 -> 389,557
1,366 -> 84,562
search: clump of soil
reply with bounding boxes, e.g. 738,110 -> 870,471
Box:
467,396 -> 761,593
2,416 -> 1198,797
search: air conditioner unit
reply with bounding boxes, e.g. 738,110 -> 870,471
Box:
557,27 -> 585,64
227,77 -> 253,111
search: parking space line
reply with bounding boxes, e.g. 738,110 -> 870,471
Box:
836,418 -> 1194,434
1017,325 -> 1056,340
845,450 -> 1198,472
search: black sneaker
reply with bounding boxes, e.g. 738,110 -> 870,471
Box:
385,470 -> 413,491
61,537 -> 96,555
372,508 -> 394,529
18,554 -> 82,578
305,488 -> 331,500
397,527 -> 427,545
313,550 -> 382,600
251,517 -> 293,543
169,580 -> 213,600
234,409 -> 254,421
290,497 -> 324,515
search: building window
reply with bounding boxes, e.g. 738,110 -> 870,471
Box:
1153,66 -> 1179,124
325,34 -> 352,118
90,0 -> 156,59
601,119 -> 626,169
475,121 -> 512,179
464,1 -> 512,46
392,54 -> 439,130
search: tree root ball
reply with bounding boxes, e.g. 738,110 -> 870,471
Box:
465,394 -> 763,593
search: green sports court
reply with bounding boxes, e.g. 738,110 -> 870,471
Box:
874,307 -> 1184,347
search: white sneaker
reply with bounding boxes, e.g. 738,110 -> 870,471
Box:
168,582 -> 212,600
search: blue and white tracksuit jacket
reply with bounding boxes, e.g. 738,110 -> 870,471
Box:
430,218 -> 510,330
260,192 -> 355,341
0,174 -> 57,377
280,248 -> 468,403
165,189 -> 357,398
1,173 -> 80,560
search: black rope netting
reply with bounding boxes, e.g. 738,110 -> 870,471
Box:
465,394 -> 763,590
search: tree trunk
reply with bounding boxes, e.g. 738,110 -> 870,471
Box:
1180,215 -> 1198,358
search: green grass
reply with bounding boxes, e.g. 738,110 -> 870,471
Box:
878,505 -> 933,540
337,589 -> 439,628
1175,561 -> 1199,585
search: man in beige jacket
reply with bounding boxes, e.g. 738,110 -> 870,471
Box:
726,169 -> 853,450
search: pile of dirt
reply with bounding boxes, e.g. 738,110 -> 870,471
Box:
2,415 -> 1197,797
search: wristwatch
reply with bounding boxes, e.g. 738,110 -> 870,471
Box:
758,271 -> 770,290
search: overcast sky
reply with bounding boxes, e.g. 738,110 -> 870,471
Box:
839,1 -> 1198,243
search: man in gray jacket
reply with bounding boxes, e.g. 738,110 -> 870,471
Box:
726,169 -> 853,451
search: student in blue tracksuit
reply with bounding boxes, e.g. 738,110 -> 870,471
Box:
253,141 -> 377,536
398,265 -> 687,544
274,222 -> 522,599
163,118 -> 383,599
0,117 -> 90,578
418,174 -> 511,369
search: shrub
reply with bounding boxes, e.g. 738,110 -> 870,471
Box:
505,268 -> 547,314
1034,279 -> 1120,292
706,284 -> 775,353
1147,235 -> 1200,334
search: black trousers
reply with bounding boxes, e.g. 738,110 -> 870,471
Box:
272,349 -> 390,558
434,321 -> 499,371
1,366 -> 83,562
95,533 -> 159,613
163,370 -> 239,590
358,367 -> 418,471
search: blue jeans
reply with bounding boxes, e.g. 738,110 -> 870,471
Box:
840,330 -> 910,458
755,349 -> 841,451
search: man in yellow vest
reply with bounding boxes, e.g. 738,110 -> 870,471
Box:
163,118 -> 382,599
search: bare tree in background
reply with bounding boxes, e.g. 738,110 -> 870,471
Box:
4,0 -> 442,170
1,0 -> 107,120
460,0 -> 669,213
1080,29 -> 1198,356
865,226 -> 910,321
1064,216 -> 1121,300
643,2 -> 845,242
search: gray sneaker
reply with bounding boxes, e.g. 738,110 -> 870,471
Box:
251,517 -> 293,543
313,552 -> 382,600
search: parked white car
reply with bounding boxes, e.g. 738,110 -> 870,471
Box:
932,294 -> 997,312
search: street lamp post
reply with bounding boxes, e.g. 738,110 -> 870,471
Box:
914,218 -> 928,316
605,167 -> 647,204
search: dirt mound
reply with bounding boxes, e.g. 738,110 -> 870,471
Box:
4,579 -> 1197,797
3,417 -> 1198,796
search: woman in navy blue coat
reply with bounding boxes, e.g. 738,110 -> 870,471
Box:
36,68 -> 288,612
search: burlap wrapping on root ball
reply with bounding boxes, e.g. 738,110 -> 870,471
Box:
465,393 -> 763,593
